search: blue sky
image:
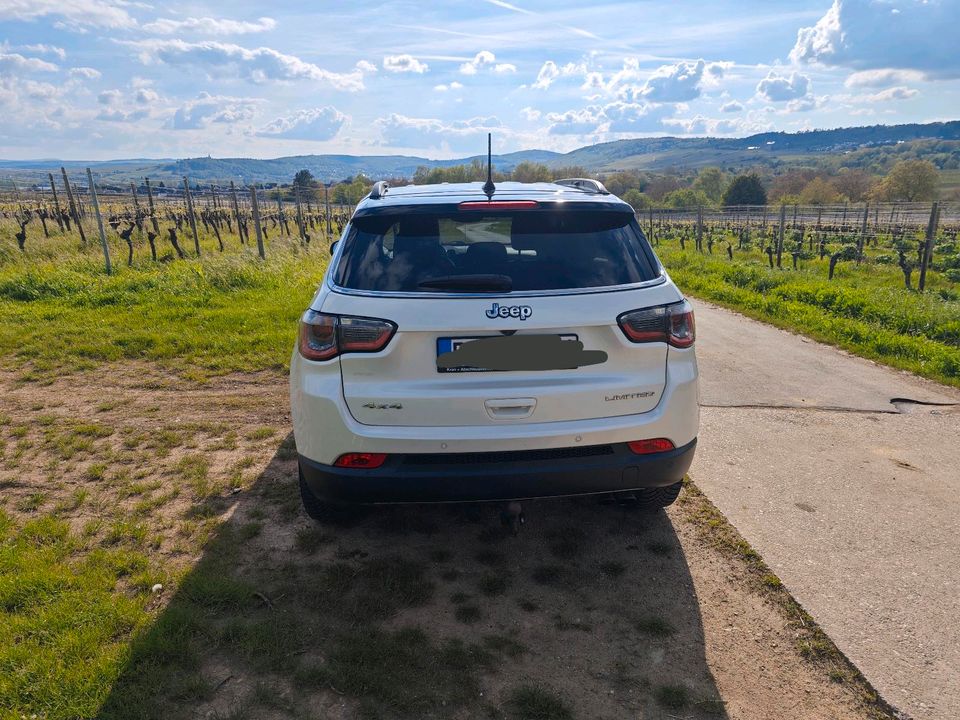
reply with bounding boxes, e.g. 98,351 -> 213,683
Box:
0,0 -> 957,160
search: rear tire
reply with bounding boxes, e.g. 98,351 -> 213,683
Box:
608,481 -> 683,511
638,481 -> 683,510
298,464 -> 332,522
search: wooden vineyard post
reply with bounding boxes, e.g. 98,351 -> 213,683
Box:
324,184 -> 333,238
131,181 -> 152,261
60,167 -> 87,245
250,186 -> 266,260
86,168 -> 112,275
857,203 -> 869,264
648,206 -> 654,245
918,201 -> 940,293
776,204 -> 786,268
230,181 -> 245,244
276,189 -> 286,237
695,205 -> 703,252
130,182 -> 141,223
183,176 -> 201,256
48,172 -> 65,231
294,184 -> 307,243
144,178 -> 161,235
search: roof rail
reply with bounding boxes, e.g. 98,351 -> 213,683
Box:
369,180 -> 389,199
554,178 -> 609,195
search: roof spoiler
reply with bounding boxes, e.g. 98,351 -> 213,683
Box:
368,180 -> 389,200
555,178 -> 609,195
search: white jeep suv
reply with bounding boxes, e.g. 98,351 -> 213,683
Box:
290,179 -> 698,518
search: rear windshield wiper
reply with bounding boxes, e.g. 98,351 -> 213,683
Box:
417,274 -> 513,292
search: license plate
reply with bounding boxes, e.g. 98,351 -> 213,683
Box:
437,334 -> 578,373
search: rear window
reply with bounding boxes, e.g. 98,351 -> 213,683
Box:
333,209 -> 658,293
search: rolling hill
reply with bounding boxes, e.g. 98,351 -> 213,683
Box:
2,121 -> 958,186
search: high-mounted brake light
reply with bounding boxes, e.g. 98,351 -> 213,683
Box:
627,438 -> 675,455
333,452 -> 388,469
458,200 -> 538,211
298,311 -> 397,361
617,300 -> 695,348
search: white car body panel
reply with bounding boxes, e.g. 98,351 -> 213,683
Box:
290,182 -> 699,488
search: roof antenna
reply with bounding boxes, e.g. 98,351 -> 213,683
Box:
482,132 -> 496,198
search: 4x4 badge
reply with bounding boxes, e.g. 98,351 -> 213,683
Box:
485,302 -> 532,321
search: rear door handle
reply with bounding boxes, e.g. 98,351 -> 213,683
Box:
484,398 -> 537,420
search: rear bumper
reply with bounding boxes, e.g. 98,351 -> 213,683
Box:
298,438 -> 696,504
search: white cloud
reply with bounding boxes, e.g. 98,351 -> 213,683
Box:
69,66 -> 101,79
663,113 -> 769,136
0,0 -> 135,29
602,101 -> 674,133
858,86 -> 919,102
142,16 -> 277,35
257,106 -> 348,141
16,43 -> 66,60
171,92 -> 261,130
0,53 -> 58,73
720,100 -> 743,113
844,68 -> 924,88
791,0 -> 960,78
591,57 -> 730,103
785,95 -> 822,112
125,40 -> 365,90
533,61 -> 560,89
97,89 -> 122,105
135,88 -> 159,104
756,71 -> 811,101
544,100 -> 677,135
355,60 -> 377,73
581,72 -> 604,90
20,80 -> 63,101
520,106 -> 541,121
459,50 -> 495,75
531,60 -> 585,89
375,113 -> 502,151
545,106 -> 604,135
493,63 -> 516,74
97,107 -> 150,123
639,59 -> 706,102
433,81 -> 463,92
383,54 -> 428,73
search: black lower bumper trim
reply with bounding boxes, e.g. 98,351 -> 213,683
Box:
298,439 -> 696,504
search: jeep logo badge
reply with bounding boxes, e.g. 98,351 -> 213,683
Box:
485,302 -> 532,321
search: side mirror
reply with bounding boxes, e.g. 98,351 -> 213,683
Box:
329,240 -> 339,255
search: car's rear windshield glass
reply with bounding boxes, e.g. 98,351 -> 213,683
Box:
333,209 -> 657,292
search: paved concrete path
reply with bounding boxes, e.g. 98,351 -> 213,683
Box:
690,301 -> 960,720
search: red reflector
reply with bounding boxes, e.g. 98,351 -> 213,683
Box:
458,200 -> 538,211
627,438 -> 675,455
333,453 -> 388,469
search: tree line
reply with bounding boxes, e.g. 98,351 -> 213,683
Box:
276,157 -> 946,212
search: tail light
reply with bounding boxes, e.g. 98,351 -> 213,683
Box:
627,438 -> 675,455
333,452 -> 388,469
299,311 -> 396,361
618,300 -> 695,348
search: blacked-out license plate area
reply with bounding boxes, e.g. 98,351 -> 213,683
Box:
437,334 -> 602,373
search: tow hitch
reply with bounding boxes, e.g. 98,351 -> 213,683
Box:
499,501 -> 525,535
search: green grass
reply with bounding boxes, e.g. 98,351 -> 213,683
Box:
0,511 -> 158,719
0,241 -> 328,380
659,241 -> 960,386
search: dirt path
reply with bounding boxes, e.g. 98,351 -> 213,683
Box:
2,364 -> 890,719
691,301 -> 960,720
